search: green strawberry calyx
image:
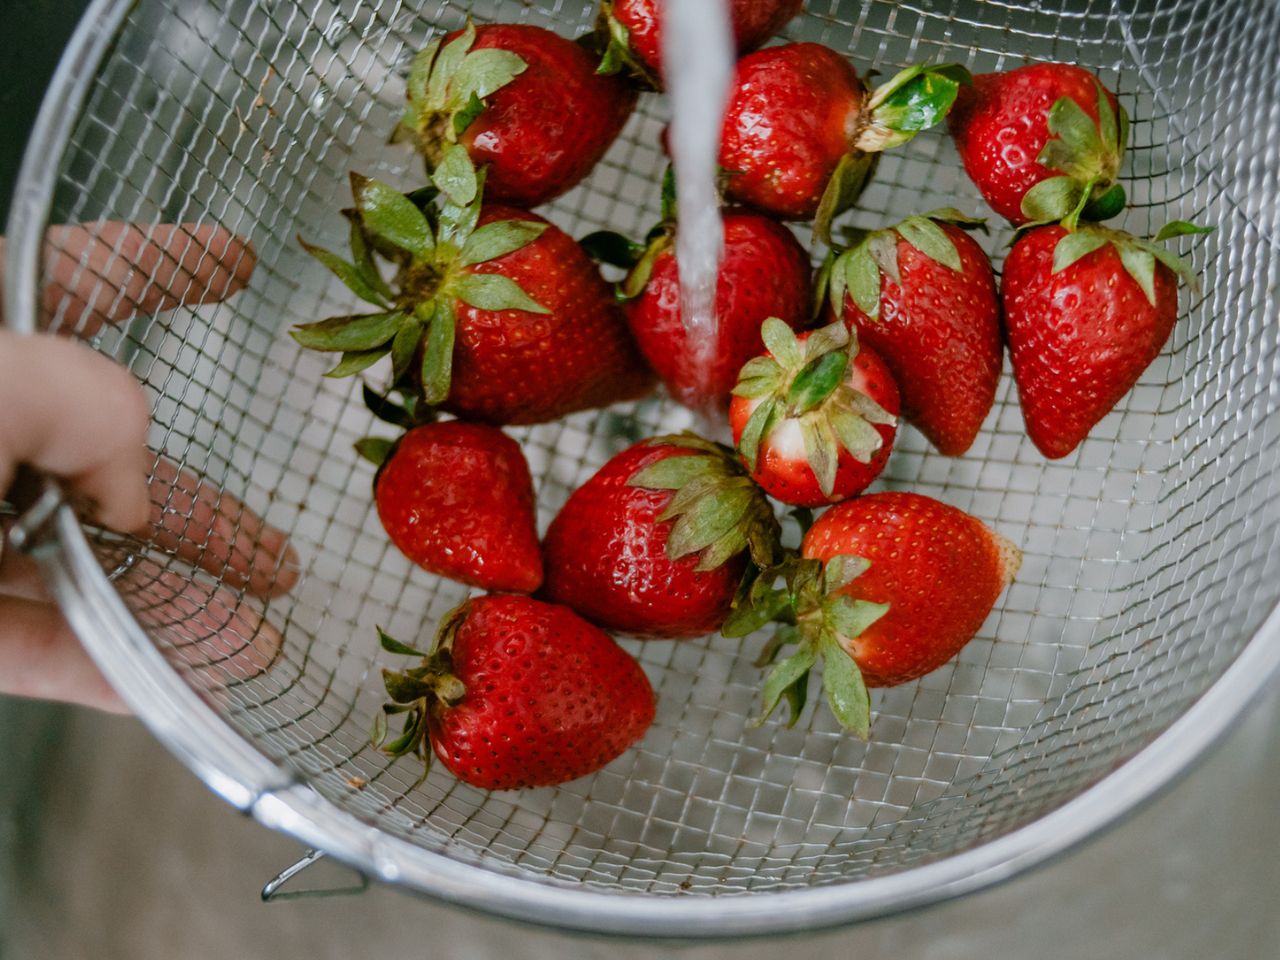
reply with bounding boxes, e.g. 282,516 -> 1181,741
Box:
1020,80 -> 1130,229
580,168 -> 680,300
579,227 -> 671,302
353,381 -> 440,469
394,21 -> 528,168
722,553 -> 888,738
819,208 -> 988,321
732,319 -> 897,500
628,432 -> 783,574
595,1 -> 661,90
291,145 -> 550,405
1050,219 -> 1215,306
372,615 -> 471,784
814,63 -> 973,244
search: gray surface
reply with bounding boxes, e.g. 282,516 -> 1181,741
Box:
4,683 -> 1277,959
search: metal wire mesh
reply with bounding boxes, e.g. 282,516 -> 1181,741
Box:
14,0 -> 1280,919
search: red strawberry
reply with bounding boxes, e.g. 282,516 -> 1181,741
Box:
729,320 -> 899,507
293,153 -> 653,425
542,435 -> 781,638
824,209 -> 1000,456
444,204 -> 653,423
726,492 -> 1019,735
803,494 -> 1020,688
598,0 -> 803,87
375,595 -> 654,790
358,421 -> 542,593
718,44 -> 970,238
1003,221 -> 1211,459
616,209 -> 812,409
948,63 -> 1127,226
397,22 -> 637,207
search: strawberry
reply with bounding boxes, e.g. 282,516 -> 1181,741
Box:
725,492 -> 1019,735
1003,221 -> 1212,459
355,421 -> 542,593
948,63 -> 1127,227
586,208 -> 811,410
292,148 -> 653,425
823,209 -> 1000,456
598,0 -> 803,88
541,435 -> 781,638
396,22 -> 637,208
374,596 -> 654,790
729,320 -> 898,507
717,44 -> 970,238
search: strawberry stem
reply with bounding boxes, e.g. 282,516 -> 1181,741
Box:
1082,182 -> 1127,222
859,62 -> 972,151
354,436 -> 395,467
372,611 -> 473,781
1021,81 -> 1129,228
728,553 -> 886,736
579,230 -> 647,269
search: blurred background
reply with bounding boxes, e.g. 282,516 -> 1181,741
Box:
3,690 -> 1277,958
2,4 -> 1278,958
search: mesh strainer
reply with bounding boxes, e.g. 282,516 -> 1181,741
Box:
5,0 -> 1280,939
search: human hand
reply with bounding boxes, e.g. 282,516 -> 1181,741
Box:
1,223 -> 297,712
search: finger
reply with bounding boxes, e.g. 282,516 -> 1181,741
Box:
0,330 -> 150,532
0,535 -> 49,601
119,568 -> 284,691
38,222 -> 256,336
1,462 -> 302,602
142,459 -> 300,599
0,596 -> 129,713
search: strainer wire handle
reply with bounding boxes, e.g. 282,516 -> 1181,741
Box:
2,468 -> 70,556
261,849 -> 370,902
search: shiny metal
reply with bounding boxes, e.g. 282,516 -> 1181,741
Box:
261,849 -> 369,901
5,0 -> 1279,939
5,484 -> 65,554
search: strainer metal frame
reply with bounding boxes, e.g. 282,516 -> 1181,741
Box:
6,0 -> 1280,939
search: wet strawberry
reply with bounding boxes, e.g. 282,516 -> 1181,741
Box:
948,63 -> 1126,226
730,320 -> 899,506
359,421 -> 542,593
293,149 -> 652,425
443,204 -> 654,424
605,209 -> 811,410
598,0 -> 803,88
397,22 -> 637,207
718,44 -> 970,238
725,492 -> 1019,735
1003,221 -> 1211,458
542,435 -> 781,638
824,209 -> 1000,455
375,595 -> 654,790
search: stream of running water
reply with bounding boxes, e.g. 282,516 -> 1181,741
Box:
659,0 -> 735,413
